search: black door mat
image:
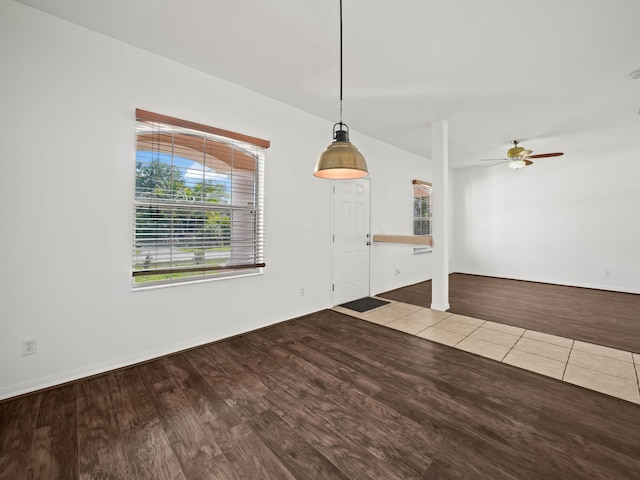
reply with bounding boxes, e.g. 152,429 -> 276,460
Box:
339,297 -> 390,313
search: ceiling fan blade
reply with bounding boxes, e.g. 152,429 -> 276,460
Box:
524,159 -> 533,166
517,149 -> 533,157
526,152 -> 564,159
485,160 -> 509,167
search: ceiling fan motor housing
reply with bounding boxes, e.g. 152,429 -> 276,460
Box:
507,146 -> 525,158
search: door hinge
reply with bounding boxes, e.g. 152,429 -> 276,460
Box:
332,234 -> 335,242
332,284 -> 335,292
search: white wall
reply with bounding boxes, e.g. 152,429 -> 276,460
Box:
369,147 -> 433,295
0,2 -> 431,399
453,144 -> 640,293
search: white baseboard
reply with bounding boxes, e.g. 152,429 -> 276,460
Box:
453,270 -> 640,295
0,305 -> 326,401
430,302 -> 450,312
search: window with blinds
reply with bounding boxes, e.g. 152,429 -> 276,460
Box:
412,179 -> 432,236
133,109 -> 269,287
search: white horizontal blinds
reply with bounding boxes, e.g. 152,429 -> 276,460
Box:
412,179 -> 432,236
133,109 -> 268,286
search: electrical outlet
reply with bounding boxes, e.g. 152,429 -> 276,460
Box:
22,338 -> 37,356
395,268 -> 401,276
300,288 -> 305,296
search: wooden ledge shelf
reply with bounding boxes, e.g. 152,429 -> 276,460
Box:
372,235 -> 432,246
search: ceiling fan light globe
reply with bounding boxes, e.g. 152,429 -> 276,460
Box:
508,159 -> 526,169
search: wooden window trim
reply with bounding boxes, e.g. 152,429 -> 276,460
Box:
136,109 -> 270,149
412,179 -> 432,186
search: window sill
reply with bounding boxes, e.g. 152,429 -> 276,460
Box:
132,270 -> 264,291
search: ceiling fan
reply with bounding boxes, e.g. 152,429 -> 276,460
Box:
481,140 -> 564,169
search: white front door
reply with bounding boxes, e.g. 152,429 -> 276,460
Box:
332,179 -> 371,305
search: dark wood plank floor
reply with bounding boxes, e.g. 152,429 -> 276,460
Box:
378,273 -> 640,353
2,310 -> 639,479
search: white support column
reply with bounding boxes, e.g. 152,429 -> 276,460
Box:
431,120 -> 450,311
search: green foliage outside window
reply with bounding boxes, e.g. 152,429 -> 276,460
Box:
413,184 -> 432,236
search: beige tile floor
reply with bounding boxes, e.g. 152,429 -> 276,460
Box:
333,299 -> 640,405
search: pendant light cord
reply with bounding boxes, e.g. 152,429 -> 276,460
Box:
339,0 -> 343,125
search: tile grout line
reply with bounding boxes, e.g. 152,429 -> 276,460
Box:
422,316 -> 458,339
451,330 -> 467,347
561,340 -> 575,380
570,346 -> 635,365
498,328 -> 528,362
413,315 -> 465,343
564,360 -> 640,383
633,354 -> 640,396
449,319 -> 484,348
512,335 -> 573,363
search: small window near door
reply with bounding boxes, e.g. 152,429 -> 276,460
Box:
412,179 -> 432,235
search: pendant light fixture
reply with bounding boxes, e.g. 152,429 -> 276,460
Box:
314,0 -> 368,179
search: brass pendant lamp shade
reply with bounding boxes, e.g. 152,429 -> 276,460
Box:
314,123 -> 368,179
313,0 -> 368,179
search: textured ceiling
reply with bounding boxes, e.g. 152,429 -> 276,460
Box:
16,0 -> 640,167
